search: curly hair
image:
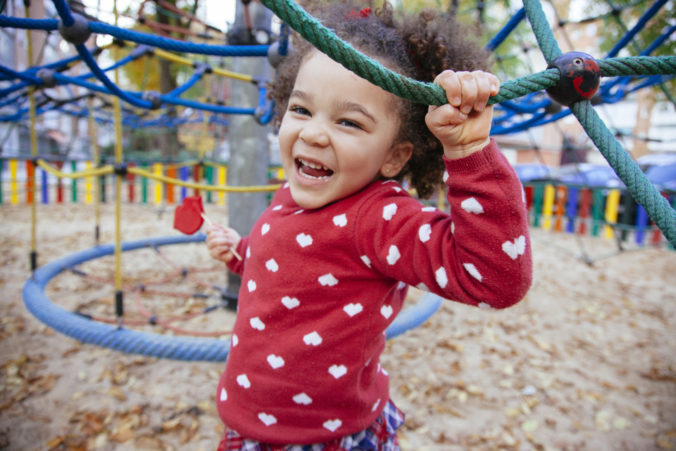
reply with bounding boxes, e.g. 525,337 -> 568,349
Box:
267,1 -> 491,198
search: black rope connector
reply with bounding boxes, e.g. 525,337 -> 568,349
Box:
115,290 -> 124,317
30,250 -> 37,272
545,99 -> 562,115
36,68 -> 58,88
253,105 -> 267,124
142,91 -> 163,109
130,44 -> 154,59
267,41 -> 292,68
58,13 -> 92,46
194,62 -> 212,74
546,52 -> 601,106
113,162 -> 128,176
75,311 -> 93,320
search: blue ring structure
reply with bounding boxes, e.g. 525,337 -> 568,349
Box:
22,235 -> 443,362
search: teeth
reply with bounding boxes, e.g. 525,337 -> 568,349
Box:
297,158 -> 332,180
299,158 -> 329,171
302,173 -> 330,180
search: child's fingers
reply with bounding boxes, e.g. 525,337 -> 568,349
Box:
458,71 -> 479,115
434,70 -> 462,107
436,70 -> 501,113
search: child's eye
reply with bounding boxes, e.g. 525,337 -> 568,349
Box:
289,105 -> 310,116
338,119 -> 362,129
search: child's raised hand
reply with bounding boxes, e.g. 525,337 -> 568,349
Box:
425,70 -> 500,159
205,224 -> 242,263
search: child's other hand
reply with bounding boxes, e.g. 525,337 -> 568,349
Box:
205,224 -> 241,263
425,70 -> 500,159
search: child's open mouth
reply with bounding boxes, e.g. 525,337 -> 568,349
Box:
296,158 -> 334,181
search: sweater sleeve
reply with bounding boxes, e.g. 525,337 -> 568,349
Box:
225,235 -> 249,276
354,140 -> 532,309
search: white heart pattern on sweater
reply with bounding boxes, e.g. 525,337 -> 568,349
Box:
296,233 -> 313,247
435,267 -> 448,289
265,258 -> 279,272
463,263 -> 483,282
293,392 -> 312,405
343,303 -> 363,317
249,317 -> 265,331
236,374 -> 251,389
318,273 -> 338,287
382,203 -> 397,221
329,364 -> 347,379
502,235 -> 526,260
258,412 -> 277,426
418,224 -> 432,242
386,245 -> 400,265
323,419 -> 342,432
281,296 -> 300,310
333,214 -> 347,227
267,354 -> 285,369
303,331 -> 323,346
461,197 -> 484,214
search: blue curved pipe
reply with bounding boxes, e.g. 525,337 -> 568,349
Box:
23,234 -> 442,362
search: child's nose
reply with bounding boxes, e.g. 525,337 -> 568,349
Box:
299,119 -> 330,147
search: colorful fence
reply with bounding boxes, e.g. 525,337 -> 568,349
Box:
2,157 -> 673,248
0,158 -> 285,206
523,182 -> 675,247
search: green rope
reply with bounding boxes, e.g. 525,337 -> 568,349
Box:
259,0 -> 676,246
599,56 -> 676,77
522,0 -> 561,63
571,101 -> 676,244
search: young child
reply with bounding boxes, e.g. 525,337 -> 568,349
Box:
206,2 -> 532,449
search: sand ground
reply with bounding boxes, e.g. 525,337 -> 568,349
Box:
1,202 -> 675,450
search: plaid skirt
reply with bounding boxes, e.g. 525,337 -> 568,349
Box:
217,399 -> 405,451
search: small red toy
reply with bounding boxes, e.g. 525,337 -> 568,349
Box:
174,196 -> 242,260
173,195 -> 206,235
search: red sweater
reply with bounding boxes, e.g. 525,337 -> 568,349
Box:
217,141 -> 532,444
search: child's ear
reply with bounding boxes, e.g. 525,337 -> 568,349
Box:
380,141 -> 413,178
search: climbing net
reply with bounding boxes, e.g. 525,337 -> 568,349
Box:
1,0 -> 674,241
3,0 -> 675,361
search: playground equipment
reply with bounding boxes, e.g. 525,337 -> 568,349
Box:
1,0 -> 674,360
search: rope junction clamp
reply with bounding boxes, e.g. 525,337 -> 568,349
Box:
57,12 -> 92,45
546,51 -> 601,106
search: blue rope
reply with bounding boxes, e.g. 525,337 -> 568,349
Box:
0,15 -> 58,30
88,21 -> 270,57
76,51 -> 145,82
52,0 -> 75,27
486,7 -> 526,51
161,97 -> 257,115
165,70 -> 206,99
0,64 -> 42,85
75,44 -> 154,108
606,0 -> 668,58
23,235 -> 443,361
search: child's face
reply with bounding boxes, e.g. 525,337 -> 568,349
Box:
278,51 -> 408,210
